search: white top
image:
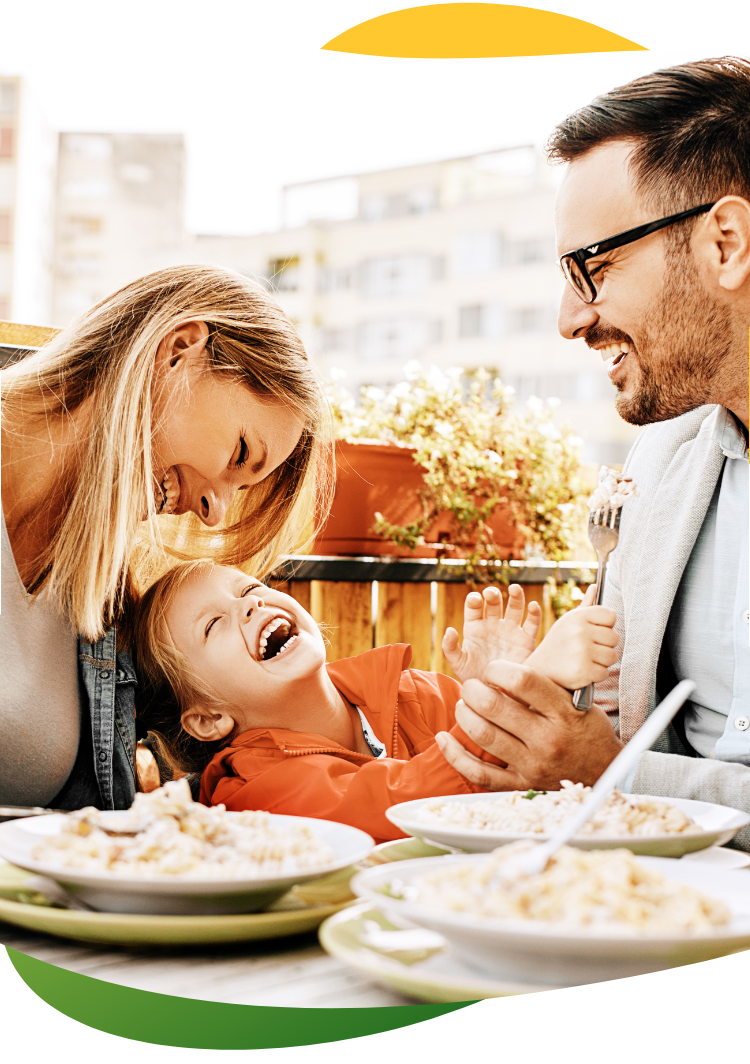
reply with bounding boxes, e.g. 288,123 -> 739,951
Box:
0,507 -> 81,806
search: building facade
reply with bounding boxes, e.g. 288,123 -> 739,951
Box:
192,147 -> 639,465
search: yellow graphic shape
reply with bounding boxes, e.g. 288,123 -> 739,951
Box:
322,4 -> 646,58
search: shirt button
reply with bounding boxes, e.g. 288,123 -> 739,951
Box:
743,609 -> 750,623
735,717 -> 750,732
98,751 -> 108,762
99,670 -> 110,680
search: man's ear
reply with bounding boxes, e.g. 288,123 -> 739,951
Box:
155,320 -> 210,373
181,704 -> 234,743
697,196 -> 750,294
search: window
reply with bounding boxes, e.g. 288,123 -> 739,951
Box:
458,303 -> 506,338
513,306 -> 558,333
319,327 -> 354,353
0,213 -> 11,246
360,187 -> 437,222
0,128 -> 14,159
358,318 -> 436,360
63,216 -> 103,237
62,179 -> 110,200
317,266 -> 355,293
0,82 -> 17,115
506,238 -> 552,266
267,256 -> 300,292
361,255 -> 431,297
454,231 -> 503,275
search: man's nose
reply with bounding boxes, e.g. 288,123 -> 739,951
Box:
558,283 -> 600,340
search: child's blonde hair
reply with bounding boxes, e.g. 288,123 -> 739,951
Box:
1,264 -> 332,641
132,559 -> 236,777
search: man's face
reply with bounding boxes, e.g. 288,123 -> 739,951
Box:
555,140 -> 732,425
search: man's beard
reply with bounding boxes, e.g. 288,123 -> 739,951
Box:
590,258 -> 734,426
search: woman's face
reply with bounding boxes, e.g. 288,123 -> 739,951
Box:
151,322 -> 304,526
165,566 -> 326,726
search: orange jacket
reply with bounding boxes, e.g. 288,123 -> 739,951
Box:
200,644 -> 490,842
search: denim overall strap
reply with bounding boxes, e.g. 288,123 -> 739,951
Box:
78,628 -> 118,809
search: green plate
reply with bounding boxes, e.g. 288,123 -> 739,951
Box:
366,838 -> 451,864
0,861 -> 356,947
319,902 -> 560,1004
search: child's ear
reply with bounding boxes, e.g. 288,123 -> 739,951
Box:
181,705 -> 235,742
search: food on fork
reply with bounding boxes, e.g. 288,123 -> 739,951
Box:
415,842 -> 730,931
32,779 -> 336,879
415,784 -> 702,838
587,466 -> 638,511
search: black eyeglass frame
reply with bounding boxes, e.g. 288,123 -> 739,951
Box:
558,203 -> 716,304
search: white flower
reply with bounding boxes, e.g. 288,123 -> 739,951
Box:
391,381 -> 412,399
446,366 -> 464,382
557,503 -> 574,513
570,586 -> 585,601
430,448 -> 442,461
569,436 -> 584,448
426,365 -> 451,393
433,421 -> 454,439
365,386 -> 385,402
485,450 -> 502,464
329,367 -> 347,382
503,385 -> 516,396
546,396 -> 561,408
403,360 -> 423,381
538,422 -> 562,440
526,395 -> 544,413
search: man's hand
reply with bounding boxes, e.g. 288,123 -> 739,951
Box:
441,584 -> 541,683
526,585 -> 619,690
435,659 -> 623,791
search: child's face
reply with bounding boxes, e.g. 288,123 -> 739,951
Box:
165,566 -> 327,722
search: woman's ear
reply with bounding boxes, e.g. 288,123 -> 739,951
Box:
155,320 -> 210,373
181,704 -> 234,743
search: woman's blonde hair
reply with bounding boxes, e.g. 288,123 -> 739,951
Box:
132,560 -> 231,777
1,265 -> 332,640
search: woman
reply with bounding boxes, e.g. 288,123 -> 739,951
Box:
0,264 -> 330,811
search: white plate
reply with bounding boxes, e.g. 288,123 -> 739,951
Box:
351,855 -> 750,987
386,793 -> 750,856
0,812 -> 373,916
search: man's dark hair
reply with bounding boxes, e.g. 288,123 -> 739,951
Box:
547,56 -> 750,214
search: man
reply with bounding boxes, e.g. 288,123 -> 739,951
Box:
435,56 -> 750,843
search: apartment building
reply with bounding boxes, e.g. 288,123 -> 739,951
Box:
193,147 -> 639,464
51,132 -> 187,324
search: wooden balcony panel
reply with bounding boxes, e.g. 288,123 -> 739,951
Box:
375,582 -> 432,671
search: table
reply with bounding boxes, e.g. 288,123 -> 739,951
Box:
0,921 -> 415,1007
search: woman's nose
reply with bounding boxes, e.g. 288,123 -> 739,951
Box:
197,484 -> 236,527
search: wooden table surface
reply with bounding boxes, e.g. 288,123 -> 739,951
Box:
0,921 -> 416,1008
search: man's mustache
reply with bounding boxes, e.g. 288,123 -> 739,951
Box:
583,324 -> 633,350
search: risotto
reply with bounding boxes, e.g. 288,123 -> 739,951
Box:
415,843 -> 730,932
415,782 -> 703,838
32,779 -> 336,879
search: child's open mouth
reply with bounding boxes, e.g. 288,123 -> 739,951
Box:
257,616 -> 300,662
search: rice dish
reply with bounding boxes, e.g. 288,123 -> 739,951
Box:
32,779 -> 336,879
414,842 -> 730,932
588,465 -> 638,510
415,782 -> 702,838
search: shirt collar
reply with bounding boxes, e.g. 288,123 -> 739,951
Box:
711,408 -> 749,460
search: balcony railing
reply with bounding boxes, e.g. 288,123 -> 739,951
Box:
270,556 -> 594,676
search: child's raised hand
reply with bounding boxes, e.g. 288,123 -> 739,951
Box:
441,584 -> 541,683
525,585 -> 619,690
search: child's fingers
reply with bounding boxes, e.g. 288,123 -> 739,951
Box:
581,584 -> 597,606
523,600 -> 542,639
584,605 -> 617,628
463,590 -> 485,622
481,586 -> 504,619
503,584 -> 526,625
591,625 -> 619,648
442,627 -> 460,653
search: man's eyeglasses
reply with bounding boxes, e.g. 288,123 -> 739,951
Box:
558,203 -> 716,304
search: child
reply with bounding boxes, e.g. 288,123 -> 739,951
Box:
133,561 -> 618,842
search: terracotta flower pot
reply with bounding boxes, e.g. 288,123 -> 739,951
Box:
314,439 -> 524,559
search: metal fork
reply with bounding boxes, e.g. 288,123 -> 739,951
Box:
572,505 -> 621,711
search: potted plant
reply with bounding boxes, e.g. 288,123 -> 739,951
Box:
316,362 -> 587,577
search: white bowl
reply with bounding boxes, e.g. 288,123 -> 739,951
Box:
0,812 -> 373,915
386,793 -> 750,856
351,855 -> 750,987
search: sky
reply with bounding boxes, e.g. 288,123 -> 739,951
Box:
1,0 -> 749,235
